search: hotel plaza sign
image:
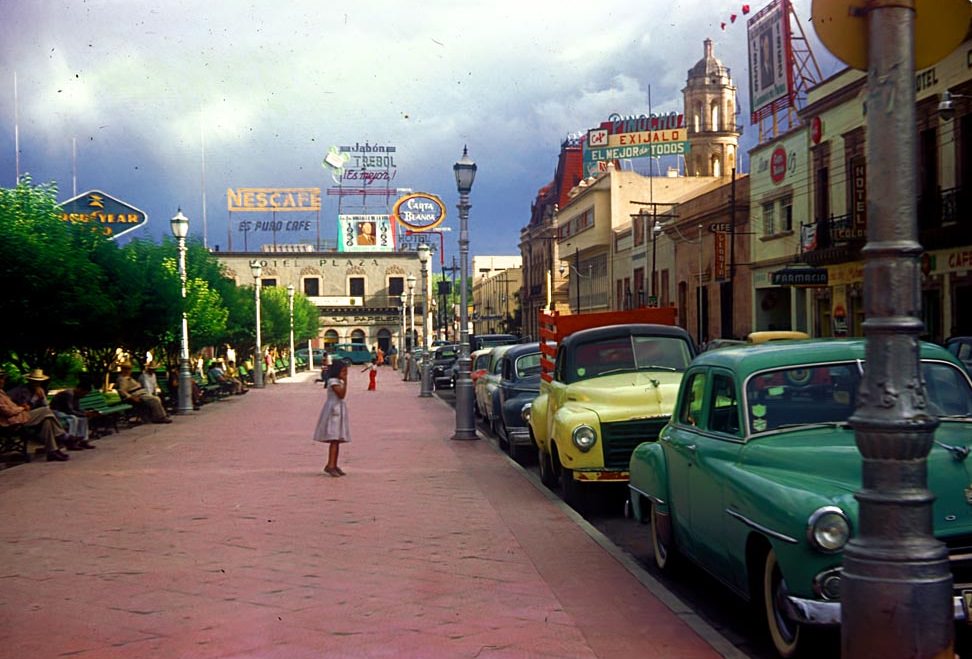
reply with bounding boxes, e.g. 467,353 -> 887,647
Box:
59,190 -> 147,240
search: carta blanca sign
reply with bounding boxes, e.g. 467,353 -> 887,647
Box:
59,190 -> 147,240
392,192 -> 446,232
587,142 -> 690,161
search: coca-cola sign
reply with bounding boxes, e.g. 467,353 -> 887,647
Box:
770,147 -> 787,184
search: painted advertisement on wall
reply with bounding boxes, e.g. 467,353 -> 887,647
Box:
747,0 -> 793,121
337,214 -> 395,252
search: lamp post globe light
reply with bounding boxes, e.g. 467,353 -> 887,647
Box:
417,244 -> 433,397
452,146 -> 477,440
250,260 -> 265,388
170,210 -> 194,414
287,284 -> 296,378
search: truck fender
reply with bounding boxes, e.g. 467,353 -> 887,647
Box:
528,391 -> 549,452
628,441 -> 669,523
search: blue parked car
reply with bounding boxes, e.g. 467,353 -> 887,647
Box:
495,342 -> 541,462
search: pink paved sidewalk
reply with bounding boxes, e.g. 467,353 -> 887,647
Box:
0,367 -> 724,658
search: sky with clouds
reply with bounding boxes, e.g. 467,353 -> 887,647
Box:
0,0 -> 839,268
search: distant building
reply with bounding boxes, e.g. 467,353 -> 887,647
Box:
472,266 -> 523,336
216,251 -> 423,352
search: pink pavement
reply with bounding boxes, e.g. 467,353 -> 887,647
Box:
0,368 -> 724,658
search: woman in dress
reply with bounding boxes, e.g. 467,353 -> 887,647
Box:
313,361 -> 350,477
361,358 -> 378,391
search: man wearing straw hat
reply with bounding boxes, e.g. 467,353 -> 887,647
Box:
0,370 -> 71,461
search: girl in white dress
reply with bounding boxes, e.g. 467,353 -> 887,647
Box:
312,361 -> 350,476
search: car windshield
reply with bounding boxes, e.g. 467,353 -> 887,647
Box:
745,360 -> 972,434
570,335 -> 692,382
515,353 -> 541,378
436,349 -> 457,360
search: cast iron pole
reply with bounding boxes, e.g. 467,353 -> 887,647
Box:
842,3 -> 952,657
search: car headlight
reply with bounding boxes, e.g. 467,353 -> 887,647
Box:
807,506 -> 850,553
572,425 -> 597,452
521,403 -> 532,423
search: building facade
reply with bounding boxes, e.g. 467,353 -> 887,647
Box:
217,251 -> 423,352
472,266 -> 523,335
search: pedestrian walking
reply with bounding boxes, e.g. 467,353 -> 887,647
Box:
361,358 -> 378,391
313,361 -> 350,477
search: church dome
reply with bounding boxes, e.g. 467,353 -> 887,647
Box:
688,38 -> 729,81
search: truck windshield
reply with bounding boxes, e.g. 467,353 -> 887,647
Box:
569,336 -> 692,382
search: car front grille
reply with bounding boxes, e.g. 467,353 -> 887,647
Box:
600,418 -> 668,470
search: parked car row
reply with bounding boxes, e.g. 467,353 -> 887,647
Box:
448,317 -> 972,658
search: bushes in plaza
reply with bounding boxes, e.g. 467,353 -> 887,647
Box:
0,178 -> 320,379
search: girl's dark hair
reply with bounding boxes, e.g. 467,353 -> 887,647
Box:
326,361 -> 346,379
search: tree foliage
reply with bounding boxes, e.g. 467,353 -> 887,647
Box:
0,179 -> 320,377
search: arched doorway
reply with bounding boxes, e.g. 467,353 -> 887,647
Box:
377,328 -> 392,353
324,330 -> 339,349
350,329 -> 366,345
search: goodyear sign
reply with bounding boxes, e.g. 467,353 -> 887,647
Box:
59,190 -> 148,240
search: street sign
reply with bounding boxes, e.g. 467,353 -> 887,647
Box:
58,189 -> 148,240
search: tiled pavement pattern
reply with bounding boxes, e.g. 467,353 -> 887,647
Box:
0,368 -> 724,658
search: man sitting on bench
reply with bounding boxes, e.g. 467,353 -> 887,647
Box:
208,360 -> 245,395
0,370 -> 72,461
116,362 -> 172,424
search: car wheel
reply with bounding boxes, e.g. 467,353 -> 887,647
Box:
560,466 -> 582,509
538,446 -> 557,488
763,548 -> 801,658
650,500 -> 677,572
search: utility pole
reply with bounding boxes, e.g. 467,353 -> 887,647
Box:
728,167 -> 736,338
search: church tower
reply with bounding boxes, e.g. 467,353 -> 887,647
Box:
682,39 -> 739,177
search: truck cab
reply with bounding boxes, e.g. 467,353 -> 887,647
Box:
527,309 -> 694,508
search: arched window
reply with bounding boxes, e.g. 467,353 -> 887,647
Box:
693,102 -> 702,132
711,155 -> 722,177
350,329 -> 366,344
377,328 -> 392,353
710,102 -> 720,132
324,330 -> 339,348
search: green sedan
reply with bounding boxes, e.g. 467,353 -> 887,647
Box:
628,339 -> 972,657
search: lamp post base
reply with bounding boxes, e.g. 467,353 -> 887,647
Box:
177,359 -> 194,415
419,359 -> 433,398
451,358 -> 478,440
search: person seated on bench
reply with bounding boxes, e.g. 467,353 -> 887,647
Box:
50,376 -> 98,448
167,367 -> 203,409
139,358 -> 161,397
225,360 -> 249,394
207,360 -> 245,395
116,362 -> 172,423
0,370 -> 72,461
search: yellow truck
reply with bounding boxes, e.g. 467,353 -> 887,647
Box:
526,308 -> 696,509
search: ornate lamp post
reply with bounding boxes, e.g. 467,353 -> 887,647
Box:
287,284 -> 296,377
407,273 -> 416,380
250,260 -> 265,388
452,146 -> 477,440
400,291 -> 407,377
169,210 -> 193,414
418,244 -> 433,397
650,219 -> 662,305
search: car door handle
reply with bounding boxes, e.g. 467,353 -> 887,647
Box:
685,444 -> 697,452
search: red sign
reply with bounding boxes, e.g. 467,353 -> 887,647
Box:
770,147 -> 787,183
715,232 -> 729,281
811,116 -> 822,144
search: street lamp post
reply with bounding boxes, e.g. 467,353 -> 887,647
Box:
839,5 -> 954,656
697,223 -> 703,347
170,210 -> 193,414
399,291 -> 407,378
407,273 -> 416,381
287,284 -> 296,378
650,219 -> 662,306
417,244 -> 433,397
452,146 -> 478,440
250,260 -> 265,388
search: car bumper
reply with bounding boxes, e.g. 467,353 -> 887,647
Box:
505,426 -> 531,445
783,595 -> 967,625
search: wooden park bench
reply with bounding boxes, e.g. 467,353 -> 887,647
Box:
79,390 -> 134,433
0,424 -> 31,463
